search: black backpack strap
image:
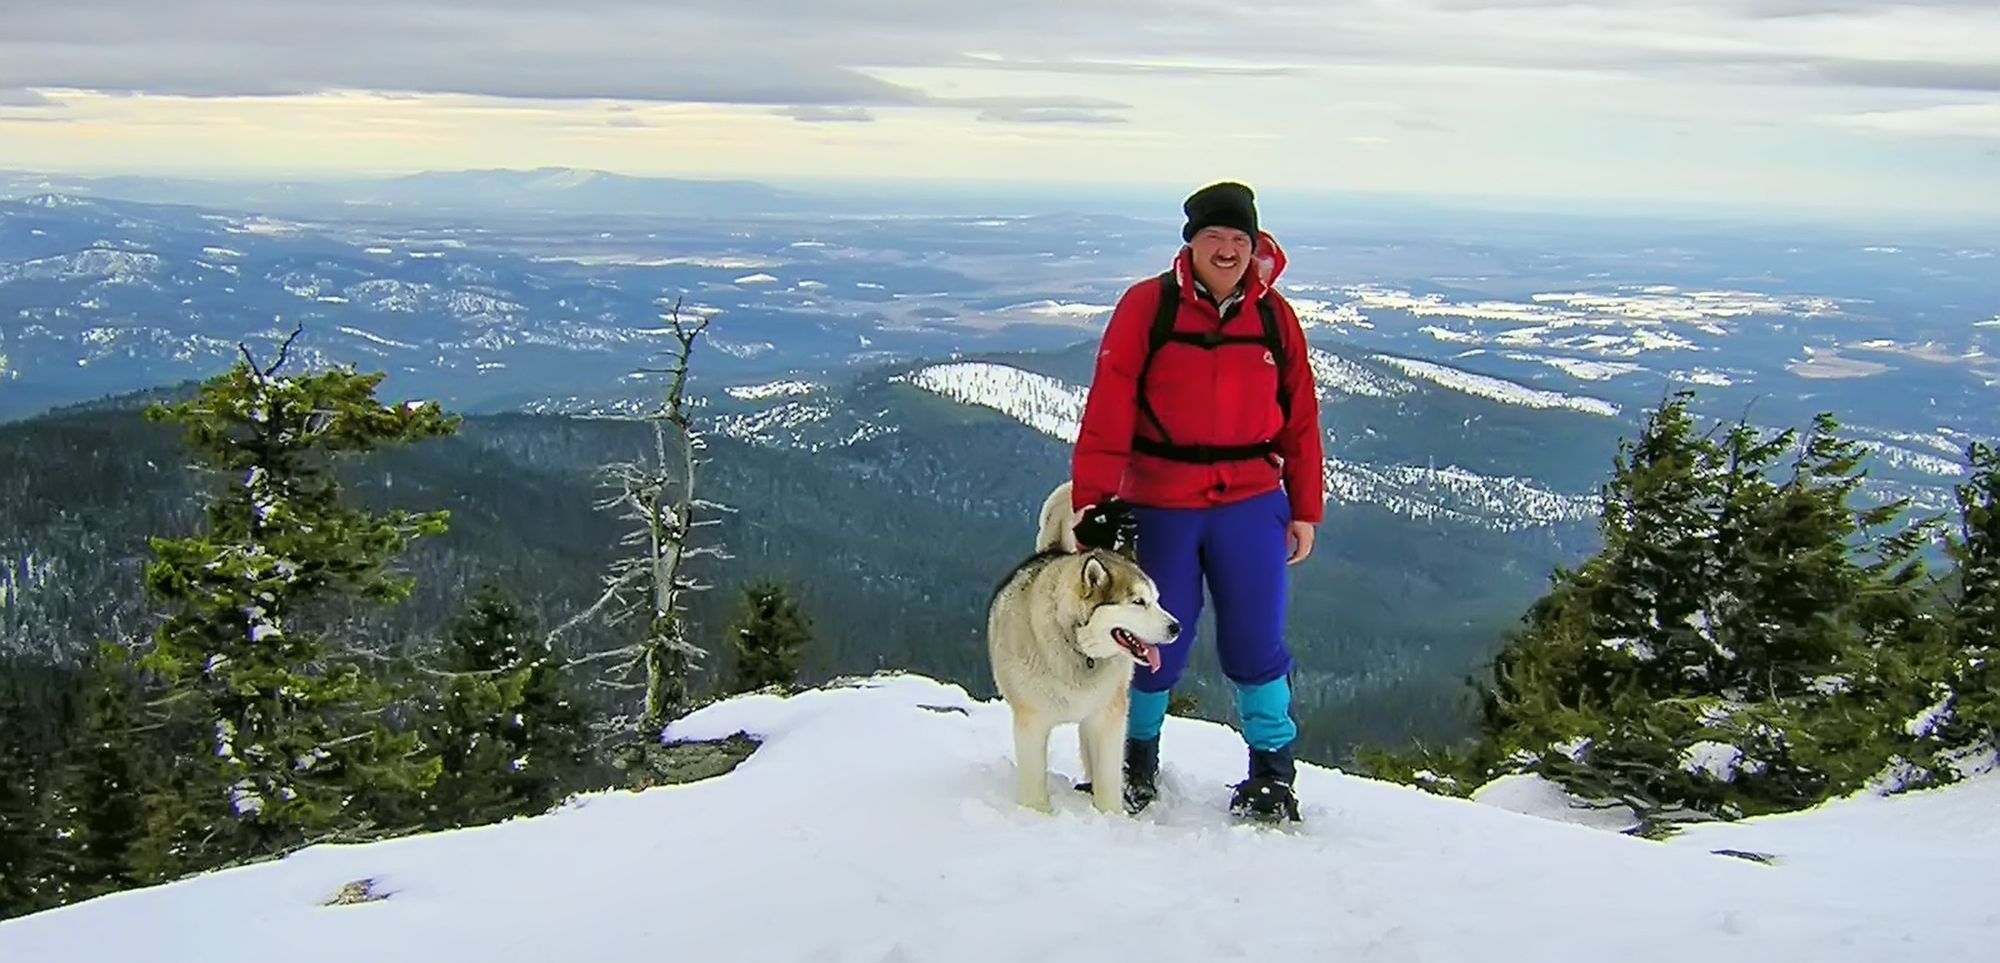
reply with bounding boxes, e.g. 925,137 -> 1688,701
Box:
1135,271 -> 1179,448
1258,297 -> 1291,423
1129,277 -> 1293,465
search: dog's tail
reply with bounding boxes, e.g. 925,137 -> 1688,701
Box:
1035,481 -> 1079,554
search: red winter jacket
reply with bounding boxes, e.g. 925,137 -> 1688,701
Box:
1071,231 -> 1326,524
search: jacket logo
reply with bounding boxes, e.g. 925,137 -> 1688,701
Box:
1263,350 -> 1276,365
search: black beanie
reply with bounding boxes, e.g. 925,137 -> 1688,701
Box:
1181,181 -> 1258,244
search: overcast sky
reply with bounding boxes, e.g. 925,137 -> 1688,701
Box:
0,0 -> 1995,219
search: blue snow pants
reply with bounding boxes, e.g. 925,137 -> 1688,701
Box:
1124,487 -> 1298,753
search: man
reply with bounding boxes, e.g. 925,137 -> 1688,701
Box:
1069,180 -> 1325,823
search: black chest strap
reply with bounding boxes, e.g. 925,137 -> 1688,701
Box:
1133,271 -> 1292,464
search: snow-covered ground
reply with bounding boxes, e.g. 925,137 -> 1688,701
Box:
3,674 -> 1990,961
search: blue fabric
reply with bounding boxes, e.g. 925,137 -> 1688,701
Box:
1123,487 -> 1298,750
1235,676 -> 1298,752
1127,687 -> 1171,742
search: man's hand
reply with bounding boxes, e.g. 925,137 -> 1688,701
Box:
1072,498 -> 1136,553
1286,521 -> 1315,565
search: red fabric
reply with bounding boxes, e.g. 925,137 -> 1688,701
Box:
1071,231 -> 1326,524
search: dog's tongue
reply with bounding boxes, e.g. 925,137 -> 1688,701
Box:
1142,643 -> 1161,674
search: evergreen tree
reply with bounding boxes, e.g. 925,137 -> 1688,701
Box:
137,330 -> 459,862
1442,396 -> 1946,825
728,579 -> 812,693
42,642 -> 162,907
0,700 -> 54,921
1941,441 -> 2000,751
421,582 -> 588,828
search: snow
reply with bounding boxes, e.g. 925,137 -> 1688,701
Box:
1514,354 -> 1645,381
0,247 -> 163,286
1468,773 -> 1640,833
1321,456 -> 1599,531
999,299 -> 1113,319
4,673 -> 1992,960
732,272 -> 780,285
1680,740 -> 1754,782
889,358 -> 1594,531
1854,440 -> 1966,477
1419,325 -> 1481,344
1308,348 -> 1414,400
536,254 -> 784,269
1373,354 -> 1621,416
898,361 -> 1085,442
724,379 -> 818,401
1672,368 -> 1736,387
1905,694 -> 1955,739
336,326 -> 418,351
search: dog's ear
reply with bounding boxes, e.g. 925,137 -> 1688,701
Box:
1082,554 -> 1110,596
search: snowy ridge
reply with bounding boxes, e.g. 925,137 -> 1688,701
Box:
336,326 -> 419,351
888,359 -> 1602,529
1502,352 -> 1645,382
333,280 -> 525,322
1859,426 -> 1989,460
1853,440 -> 1967,478
1287,296 -> 1373,330
724,379 -> 818,401
2,675 -> 1989,961
997,299 -> 1113,320
1326,283 -> 1864,359
19,193 -> 94,209
1374,354 -> 1621,416
0,247 -> 164,287
531,254 -> 785,269
515,396 -> 658,418
897,361 -> 1086,442
708,338 -> 776,360
1309,348 -> 1414,399
716,401 -> 831,443
1671,368 -> 1737,387
1324,457 -> 1600,531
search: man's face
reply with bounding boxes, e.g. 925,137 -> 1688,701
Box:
1189,226 -> 1253,292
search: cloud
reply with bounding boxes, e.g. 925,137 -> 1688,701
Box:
1806,58 -> 2000,93
0,89 -> 54,107
954,54 -> 1302,79
975,107 -> 1126,125
0,0 -> 1160,110
4,0 -> 1988,112
1822,102 -> 2000,139
777,106 -> 876,123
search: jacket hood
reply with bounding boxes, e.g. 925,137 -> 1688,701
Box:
1174,229 -> 1287,302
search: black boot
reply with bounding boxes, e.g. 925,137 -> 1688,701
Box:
1229,745 -> 1301,824
1122,736 -> 1160,814
1075,737 -> 1160,814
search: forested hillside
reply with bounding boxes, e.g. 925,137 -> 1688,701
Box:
2,377 -> 1585,766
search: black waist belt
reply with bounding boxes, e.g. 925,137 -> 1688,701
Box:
1131,436 -> 1278,464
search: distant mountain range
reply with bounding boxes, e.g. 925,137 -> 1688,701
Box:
0,167 -> 815,218
3,177 -> 1994,521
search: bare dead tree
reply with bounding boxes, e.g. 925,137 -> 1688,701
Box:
550,297 -> 733,738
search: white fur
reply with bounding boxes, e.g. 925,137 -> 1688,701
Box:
989,481 -> 1179,815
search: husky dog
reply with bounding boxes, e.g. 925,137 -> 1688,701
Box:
989,481 -> 1180,815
